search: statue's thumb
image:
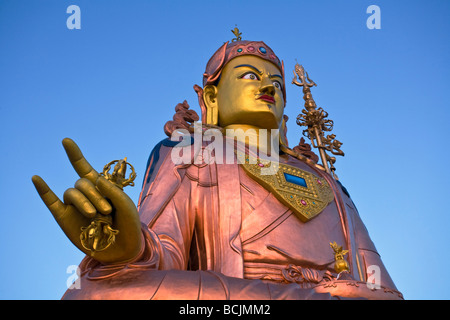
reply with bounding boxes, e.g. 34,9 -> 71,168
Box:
95,176 -> 131,212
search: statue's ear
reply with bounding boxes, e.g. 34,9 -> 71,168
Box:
279,114 -> 289,147
202,85 -> 219,126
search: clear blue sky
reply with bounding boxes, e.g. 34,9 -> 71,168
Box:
1,0 -> 449,300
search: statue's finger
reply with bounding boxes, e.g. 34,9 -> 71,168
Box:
95,175 -> 142,254
95,176 -> 128,210
62,138 -> 99,184
32,175 -> 91,254
31,175 -> 67,220
95,176 -> 137,220
63,187 -> 97,219
75,178 -> 112,215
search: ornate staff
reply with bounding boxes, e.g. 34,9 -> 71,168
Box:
292,62 -> 344,179
80,157 -> 136,255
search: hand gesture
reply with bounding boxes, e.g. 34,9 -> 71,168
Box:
32,138 -> 142,264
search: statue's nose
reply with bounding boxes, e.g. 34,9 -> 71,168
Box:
259,75 -> 275,96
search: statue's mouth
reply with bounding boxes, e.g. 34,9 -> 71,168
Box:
257,95 -> 275,104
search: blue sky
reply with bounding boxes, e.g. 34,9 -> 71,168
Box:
0,0 -> 449,299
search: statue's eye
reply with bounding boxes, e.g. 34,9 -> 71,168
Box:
273,81 -> 282,90
240,72 -> 260,80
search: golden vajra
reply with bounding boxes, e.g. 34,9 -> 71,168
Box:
330,241 -> 350,273
292,62 -> 344,179
80,157 -> 136,254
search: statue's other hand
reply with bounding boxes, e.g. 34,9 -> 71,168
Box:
32,138 -> 142,264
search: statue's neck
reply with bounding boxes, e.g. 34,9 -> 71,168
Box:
223,124 -> 280,157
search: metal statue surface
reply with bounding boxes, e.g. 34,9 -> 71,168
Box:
32,28 -> 402,300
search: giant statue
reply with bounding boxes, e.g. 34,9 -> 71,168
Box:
32,31 -> 403,300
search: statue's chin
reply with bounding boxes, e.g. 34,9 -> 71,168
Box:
221,113 -> 282,130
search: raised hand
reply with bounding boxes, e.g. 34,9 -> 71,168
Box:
32,138 -> 142,264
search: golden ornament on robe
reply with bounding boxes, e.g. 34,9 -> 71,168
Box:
330,241 -> 350,273
241,155 -> 334,222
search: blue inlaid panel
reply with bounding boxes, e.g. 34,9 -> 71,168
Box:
283,172 -> 307,188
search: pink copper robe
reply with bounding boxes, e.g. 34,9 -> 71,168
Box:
62,137 -> 403,300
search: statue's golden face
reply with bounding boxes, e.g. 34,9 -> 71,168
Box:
214,55 -> 285,129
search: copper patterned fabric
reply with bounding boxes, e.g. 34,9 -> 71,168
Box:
62,136 -> 402,300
